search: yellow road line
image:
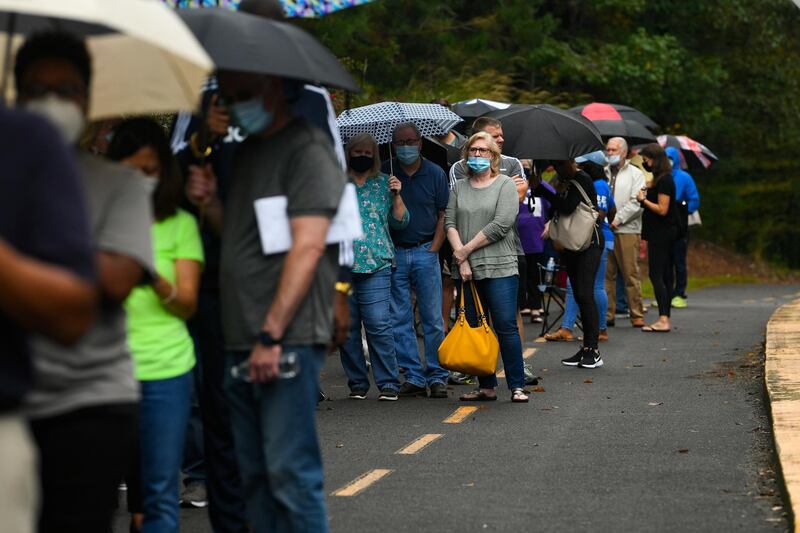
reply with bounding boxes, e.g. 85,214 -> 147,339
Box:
497,369 -> 505,378
395,434 -> 443,455
443,406 -> 478,424
534,337 -> 546,343
331,469 -> 393,497
524,347 -> 537,359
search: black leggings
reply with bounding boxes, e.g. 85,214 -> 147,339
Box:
648,240 -> 673,317
561,244 -> 602,349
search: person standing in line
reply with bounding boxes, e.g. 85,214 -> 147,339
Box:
108,118 -> 205,532
446,132 -> 528,402
637,144 -> 679,333
15,32 -> 155,533
339,133 -> 408,401
604,137 -> 646,328
0,107 -> 96,533
664,146 -> 700,309
383,122 -> 450,399
533,159 -> 605,368
545,152 -> 615,343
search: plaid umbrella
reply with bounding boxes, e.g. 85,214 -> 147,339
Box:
165,0 -> 374,17
337,102 -> 463,145
657,134 -> 718,169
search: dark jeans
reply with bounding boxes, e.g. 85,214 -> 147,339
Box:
225,346 -> 328,533
648,240 -> 673,317
524,252 -> 546,310
31,404 -> 137,533
458,276 -> 525,390
561,244 -> 602,349
615,274 -> 629,314
188,291 -> 249,533
182,362 -> 206,486
669,236 -> 689,299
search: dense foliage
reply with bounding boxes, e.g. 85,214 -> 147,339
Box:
300,0 -> 800,267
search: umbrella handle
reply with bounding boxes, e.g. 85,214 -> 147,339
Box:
0,13 -> 16,104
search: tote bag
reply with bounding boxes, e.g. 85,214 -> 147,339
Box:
438,281 -> 500,377
548,179 -> 598,252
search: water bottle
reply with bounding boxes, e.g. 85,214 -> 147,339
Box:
230,351 -> 300,382
544,257 -> 556,287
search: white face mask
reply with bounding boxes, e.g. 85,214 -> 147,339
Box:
607,154 -> 621,166
25,94 -> 86,145
141,176 -> 159,195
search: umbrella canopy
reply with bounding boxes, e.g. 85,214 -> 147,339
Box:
658,134 -> 718,169
0,0 -> 213,120
484,104 -> 604,161
166,0 -> 374,17
422,136 -> 462,173
337,102 -> 463,145
178,8 -> 359,92
450,98 -> 513,120
587,119 -> 656,145
570,102 -> 659,132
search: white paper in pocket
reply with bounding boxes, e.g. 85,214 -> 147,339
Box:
254,183 -> 364,255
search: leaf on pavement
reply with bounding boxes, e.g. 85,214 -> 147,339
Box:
678,448 -> 690,454
584,379 -> 593,384
532,386 -> 545,392
648,402 -> 663,406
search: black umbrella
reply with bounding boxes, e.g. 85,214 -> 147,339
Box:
450,98 -> 515,120
484,104 -> 604,160
178,8 -> 359,92
589,119 -> 656,145
422,136 -> 462,173
570,102 -> 659,132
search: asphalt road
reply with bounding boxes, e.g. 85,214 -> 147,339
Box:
114,283 -> 799,532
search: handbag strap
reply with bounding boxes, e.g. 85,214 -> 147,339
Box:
569,179 -> 595,208
468,281 -> 491,330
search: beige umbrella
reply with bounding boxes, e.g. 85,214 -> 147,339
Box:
0,0 -> 213,119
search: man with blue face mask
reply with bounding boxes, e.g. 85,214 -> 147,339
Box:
211,69 -> 345,532
381,122 -> 451,398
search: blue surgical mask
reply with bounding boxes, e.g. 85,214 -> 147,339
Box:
396,146 -> 419,165
467,156 -> 491,173
608,155 -> 621,166
230,96 -> 272,135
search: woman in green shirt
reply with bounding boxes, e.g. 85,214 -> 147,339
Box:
445,132 -> 528,403
339,133 -> 409,401
108,118 -> 204,532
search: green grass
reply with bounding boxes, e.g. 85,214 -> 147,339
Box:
640,275 -> 760,299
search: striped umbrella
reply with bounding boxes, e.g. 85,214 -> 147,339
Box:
337,102 -> 463,145
657,134 -> 718,169
165,0 -> 374,17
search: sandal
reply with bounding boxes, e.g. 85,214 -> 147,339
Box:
642,324 -> 671,333
544,328 -> 574,342
459,389 -> 497,402
511,388 -> 529,403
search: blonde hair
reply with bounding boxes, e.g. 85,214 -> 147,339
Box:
345,133 -> 381,176
463,131 -> 501,176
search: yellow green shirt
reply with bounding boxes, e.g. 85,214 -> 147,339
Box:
125,209 -> 204,381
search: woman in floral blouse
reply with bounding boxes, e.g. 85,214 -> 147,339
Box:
340,133 -> 410,401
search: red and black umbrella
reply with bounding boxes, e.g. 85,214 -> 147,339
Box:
658,134 -> 718,169
570,102 -> 659,132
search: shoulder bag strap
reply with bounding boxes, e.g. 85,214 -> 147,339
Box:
569,179 -> 594,207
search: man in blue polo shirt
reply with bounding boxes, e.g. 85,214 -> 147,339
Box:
382,122 -> 450,398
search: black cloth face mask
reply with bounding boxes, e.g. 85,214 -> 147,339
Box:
349,155 -> 374,173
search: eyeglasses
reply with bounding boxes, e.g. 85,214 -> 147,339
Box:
393,138 -> 420,146
467,147 -> 492,156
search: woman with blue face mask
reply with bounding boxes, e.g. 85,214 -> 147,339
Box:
445,132 -> 528,403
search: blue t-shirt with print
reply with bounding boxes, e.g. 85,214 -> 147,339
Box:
594,179 -> 615,250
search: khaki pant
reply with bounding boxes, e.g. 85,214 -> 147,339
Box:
606,233 -> 644,320
0,415 -> 38,533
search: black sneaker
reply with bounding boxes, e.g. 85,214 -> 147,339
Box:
398,382 -> 428,397
429,382 -> 448,398
348,389 -> 368,400
561,349 -> 584,367
378,389 -> 398,401
579,349 -> 604,369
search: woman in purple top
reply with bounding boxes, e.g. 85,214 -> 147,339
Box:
517,165 -> 554,322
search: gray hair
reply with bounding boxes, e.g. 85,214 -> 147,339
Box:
392,122 -> 420,141
607,136 -> 628,154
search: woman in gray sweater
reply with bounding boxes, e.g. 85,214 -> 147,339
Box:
445,132 -> 528,403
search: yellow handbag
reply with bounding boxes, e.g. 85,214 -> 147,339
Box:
438,281 -> 500,377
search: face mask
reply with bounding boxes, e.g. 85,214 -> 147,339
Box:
642,162 -> 653,173
607,155 -> 621,166
230,96 -> 272,135
467,156 -> 491,173
25,94 -> 85,145
141,176 -> 159,195
349,155 -> 374,173
395,146 -> 419,165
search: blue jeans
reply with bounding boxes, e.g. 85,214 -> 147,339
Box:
391,243 -> 448,387
615,270 -> 628,314
139,371 -> 194,533
225,346 -> 327,533
563,247 -> 609,331
340,268 -> 401,392
458,276 -> 524,390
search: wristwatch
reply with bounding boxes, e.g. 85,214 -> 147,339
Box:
258,330 -> 282,347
